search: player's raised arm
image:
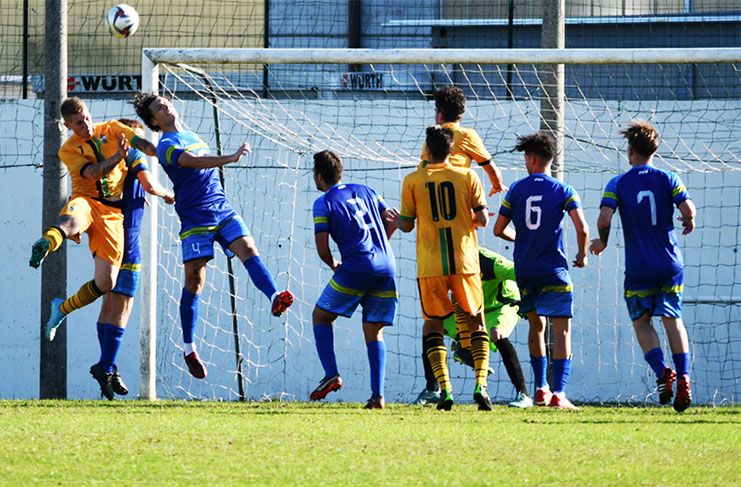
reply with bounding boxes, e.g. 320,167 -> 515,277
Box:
590,206 -> 615,255
82,134 -> 128,181
136,170 -> 175,204
569,207 -> 589,268
177,142 -> 251,169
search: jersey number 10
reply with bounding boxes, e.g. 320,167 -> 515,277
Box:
425,181 -> 457,222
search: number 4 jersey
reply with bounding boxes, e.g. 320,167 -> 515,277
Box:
401,162 -> 487,278
600,165 -> 691,281
313,183 -> 395,276
499,173 -> 581,282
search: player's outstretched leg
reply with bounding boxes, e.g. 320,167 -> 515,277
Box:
44,298 -> 67,342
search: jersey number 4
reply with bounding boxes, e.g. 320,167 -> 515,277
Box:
425,181 -> 457,221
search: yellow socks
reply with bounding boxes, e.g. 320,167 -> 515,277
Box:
424,333 -> 451,392
60,280 -> 104,315
470,330 -> 491,385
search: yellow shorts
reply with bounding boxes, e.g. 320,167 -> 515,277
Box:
60,195 -> 124,266
417,273 -> 483,320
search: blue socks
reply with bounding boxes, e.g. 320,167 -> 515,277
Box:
99,323 -> 125,373
366,340 -> 386,398
243,256 -> 278,301
645,347 -> 667,377
531,355 -> 548,389
180,287 -> 200,344
313,324 -> 338,378
552,358 -> 572,394
96,321 -> 105,348
673,352 -> 691,377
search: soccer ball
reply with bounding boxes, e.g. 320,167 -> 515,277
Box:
105,4 -> 139,39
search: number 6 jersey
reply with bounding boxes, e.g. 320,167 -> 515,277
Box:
400,162 -> 487,278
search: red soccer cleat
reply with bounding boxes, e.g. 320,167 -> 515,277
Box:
548,393 -> 580,410
184,351 -> 208,379
673,375 -> 692,412
310,374 -> 342,401
534,387 -> 553,406
364,396 -> 385,410
272,290 -> 294,317
657,367 -> 677,405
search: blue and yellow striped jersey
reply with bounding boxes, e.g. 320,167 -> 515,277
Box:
600,164 -> 690,280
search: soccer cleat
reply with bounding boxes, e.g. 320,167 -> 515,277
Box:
473,383 -> 493,411
111,366 -> 128,396
673,375 -> 692,412
44,298 -> 67,342
453,348 -> 495,376
183,351 -> 208,379
411,388 -> 441,406
656,367 -> 677,405
534,386 -> 553,406
508,391 -> 534,408
90,363 -> 115,400
364,396 -> 385,410
436,389 -> 454,411
271,290 -> 294,317
548,393 -> 580,410
29,238 -> 50,268
310,374 -> 342,401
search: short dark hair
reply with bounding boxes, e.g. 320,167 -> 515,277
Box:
620,120 -> 660,158
131,92 -> 159,132
434,86 -> 466,123
117,118 -> 144,131
60,97 -> 87,119
313,150 -> 343,185
514,133 -> 555,162
425,125 -> 455,163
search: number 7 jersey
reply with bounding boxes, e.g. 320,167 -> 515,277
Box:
600,165 -> 691,280
400,162 -> 487,278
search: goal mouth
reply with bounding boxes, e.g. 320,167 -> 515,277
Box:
137,48 -> 741,405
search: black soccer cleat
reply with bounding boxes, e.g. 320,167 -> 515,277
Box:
473,383 -> 493,411
90,363 -> 115,400
111,366 -> 128,396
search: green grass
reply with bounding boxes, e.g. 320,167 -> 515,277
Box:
0,401 -> 739,487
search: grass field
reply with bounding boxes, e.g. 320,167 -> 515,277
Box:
0,400 -> 739,487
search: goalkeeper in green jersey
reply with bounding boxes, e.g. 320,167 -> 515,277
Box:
412,248 -> 533,408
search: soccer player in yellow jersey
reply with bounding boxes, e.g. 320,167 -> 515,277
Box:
420,86 -> 506,196
30,97 -> 161,345
394,125 -> 492,411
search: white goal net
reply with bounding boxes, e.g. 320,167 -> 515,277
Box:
140,48 -> 741,405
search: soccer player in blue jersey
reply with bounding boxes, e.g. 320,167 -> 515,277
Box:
132,93 -> 294,380
589,121 -> 696,412
89,119 -> 175,400
309,150 -> 398,409
493,133 -> 589,410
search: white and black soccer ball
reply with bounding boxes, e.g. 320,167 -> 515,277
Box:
105,4 -> 139,39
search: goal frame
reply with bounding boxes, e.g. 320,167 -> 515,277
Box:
139,47 -> 741,401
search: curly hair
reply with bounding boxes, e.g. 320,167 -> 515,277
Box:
434,86 -> 466,123
620,120 -> 660,158
514,133 -> 555,162
131,92 -> 160,132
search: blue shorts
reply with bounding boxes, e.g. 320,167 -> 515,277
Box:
316,268 -> 397,325
624,271 -> 683,321
517,271 -> 573,318
179,209 -> 249,263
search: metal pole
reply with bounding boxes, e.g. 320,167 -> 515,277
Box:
506,0 -> 514,99
539,0 -> 565,181
22,0 -> 29,99
262,0 -> 270,98
139,52 -> 159,400
348,0 -> 362,73
40,0 -> 67,399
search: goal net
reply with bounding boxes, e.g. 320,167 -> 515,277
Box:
140,48 -> 741,405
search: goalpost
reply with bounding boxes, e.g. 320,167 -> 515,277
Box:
140,48 -> 741,404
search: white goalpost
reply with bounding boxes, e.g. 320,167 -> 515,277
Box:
139,48 -> 741,404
